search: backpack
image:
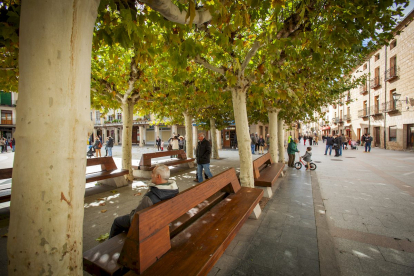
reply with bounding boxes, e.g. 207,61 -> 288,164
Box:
98,142 -> 102,149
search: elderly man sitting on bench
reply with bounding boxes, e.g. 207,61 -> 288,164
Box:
109,164 -> 179,238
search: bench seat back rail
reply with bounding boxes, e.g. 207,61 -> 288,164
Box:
252,153 -> 273,179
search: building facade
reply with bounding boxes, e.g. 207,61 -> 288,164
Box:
0,91 -> 17,139
324,10 -> 414,151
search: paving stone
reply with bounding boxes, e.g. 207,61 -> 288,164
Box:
359,257 -> 414,276
378,246 -> 414,268
226,240 -> 252,259
232,261 -> 274,276
336,250 -> 364,276
297,243 -> 319,261
342,213 -> 384,226
298,257 -> 320,276
279,231 -> 317,248
282,224 -> 317,238
212,254 -> 241,276
334,237 -> 384,261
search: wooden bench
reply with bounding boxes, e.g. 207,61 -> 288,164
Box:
0,157 -> 129,203
253,153 -> 285,198
133,150 -> 195,178
86,157 -> 129,187
83,168 -> 263,276
0,168 -> 12,203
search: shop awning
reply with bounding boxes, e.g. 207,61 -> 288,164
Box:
321,126 -> 331,130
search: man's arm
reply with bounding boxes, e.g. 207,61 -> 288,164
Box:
129,196 -> 154,221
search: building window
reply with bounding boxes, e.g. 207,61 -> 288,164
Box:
117,113 -> 122,121
1,110 -> 12,124
375,53 -> 380,61
390,55 -> 397,76
390,40 -> 397,50
389,126 -> 397,142
363,64 -> 367,70
108,115 -> 113,122
0,91 -> 12,106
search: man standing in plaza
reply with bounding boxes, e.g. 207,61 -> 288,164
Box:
196,133 -> 213,183
156,135 -> 162,151
338,133 -> 343,156
250,133 -> 257,154
287,138 -> 299,167
266,133 -> 270,152
106,136 -> 114,156
324,134 -> 334,155
109,164 -> 179,238
364,133 -> 373,153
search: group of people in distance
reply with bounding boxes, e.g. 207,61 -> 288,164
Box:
89,135 -> 114,157
0,137 -> 15,153
250,133 -> 270,155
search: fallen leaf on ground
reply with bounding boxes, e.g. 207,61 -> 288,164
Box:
96,233 -> 109,242
96,198 -> 105,200
111,190 -> 118,194
99,203 -> 106,206
134,193 -> 142,196
100,210 -> 107,213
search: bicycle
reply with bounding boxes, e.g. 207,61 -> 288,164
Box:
294,156 -> 317,170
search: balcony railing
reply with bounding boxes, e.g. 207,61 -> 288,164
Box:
370,105 -> 382,116
332,117 -> 339,124
338,117 -> 344,123
382,101 -> 402,113
359,85 -> 368,95
370,76 -> 381,89
343,114 -> 351,121
358,108 -> 369,118
1,119 -> 13,125
385,66 -> 400,81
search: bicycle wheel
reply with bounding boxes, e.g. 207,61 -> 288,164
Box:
310,163 -> 317,170
294,162 -> 302,170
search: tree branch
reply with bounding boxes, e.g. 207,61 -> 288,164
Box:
0,68 -> 16,70
140,0 -> 212,25
123,59 -> 142,102
240,41 -> 263,77
194,56 -> 225,75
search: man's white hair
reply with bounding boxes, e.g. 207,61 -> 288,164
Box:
153,164 -> 170,180
198,133 -> 205,138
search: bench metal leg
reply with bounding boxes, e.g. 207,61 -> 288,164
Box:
255,186 -> 273,198
249,203 -> 262,220
99,176 -> 128,188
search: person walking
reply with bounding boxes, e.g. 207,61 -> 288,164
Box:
338,134 -> 343,156
156,136 -> 162,151
303,135 -> 307,145
258,135 -> 265,154
287,138 -> 299,168
94,137 -> 102,157
342,135 -> 348,150
107,136 -> 114,156
324,134 -> 334,155
12,138 -> 15,152
233,133 -> 238,149
333,135 -> 340,157
255,133 -> 259,152
364,134 -> 373,152
250,133 -> 257,154
266,134 -> 270,153
298,134 -> 302,143
196,133 -> 213,183
0,138 -> 4,153
314,136 -> 319,145
301,147 -> 313,171
308,135 -> 313,146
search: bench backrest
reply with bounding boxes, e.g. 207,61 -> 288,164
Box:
139,150 -> 188,167
0,168 -> 12,180
252,153 -> 273,179
86,157 -> 118,171
118,168 -> 241,274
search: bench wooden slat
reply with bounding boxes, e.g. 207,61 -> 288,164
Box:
139,150 -> 188,168
0,168 -> 13,179
252,153 -> 273,179
139,158 -> 195,171
86,169 -> 129,183
131,187 -> 263,276
118,168 -> 241,274
0,190 -> 11,203
255,163 -> 285,187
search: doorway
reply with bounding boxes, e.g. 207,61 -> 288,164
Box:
222,128 -> 236,148
374,127 -> 381,147
357,128 -> 361,141
407,124 -> 414,149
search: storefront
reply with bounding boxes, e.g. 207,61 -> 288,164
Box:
222,126 -> 236,148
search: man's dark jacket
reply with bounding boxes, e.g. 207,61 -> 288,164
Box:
196,138 -> 211,164
326,136 -> 334,146
107,137 -> 114,147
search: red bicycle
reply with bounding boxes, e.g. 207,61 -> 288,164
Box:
294,156 -> 317,170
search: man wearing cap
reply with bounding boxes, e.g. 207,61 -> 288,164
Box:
109,164 -> 179,238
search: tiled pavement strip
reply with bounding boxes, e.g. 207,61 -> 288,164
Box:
0,143 -> 414,275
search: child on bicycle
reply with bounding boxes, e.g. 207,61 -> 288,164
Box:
301,147 -> 312,171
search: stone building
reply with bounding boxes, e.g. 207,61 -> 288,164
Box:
325,9 -> 414,151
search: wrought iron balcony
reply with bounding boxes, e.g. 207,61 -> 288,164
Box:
343,114 -> 351,121
385,66 -> 400,81
370,76 -> 381,89
359,85 -> 368,95
382,101 -> 402,113
332,117 -> 339,124
338,117 -> 344,124
358,108 -> 369,118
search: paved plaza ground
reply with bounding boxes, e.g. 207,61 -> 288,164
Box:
0,142 -> 413,275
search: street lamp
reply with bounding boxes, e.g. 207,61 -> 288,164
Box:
392,93 -> 401,101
